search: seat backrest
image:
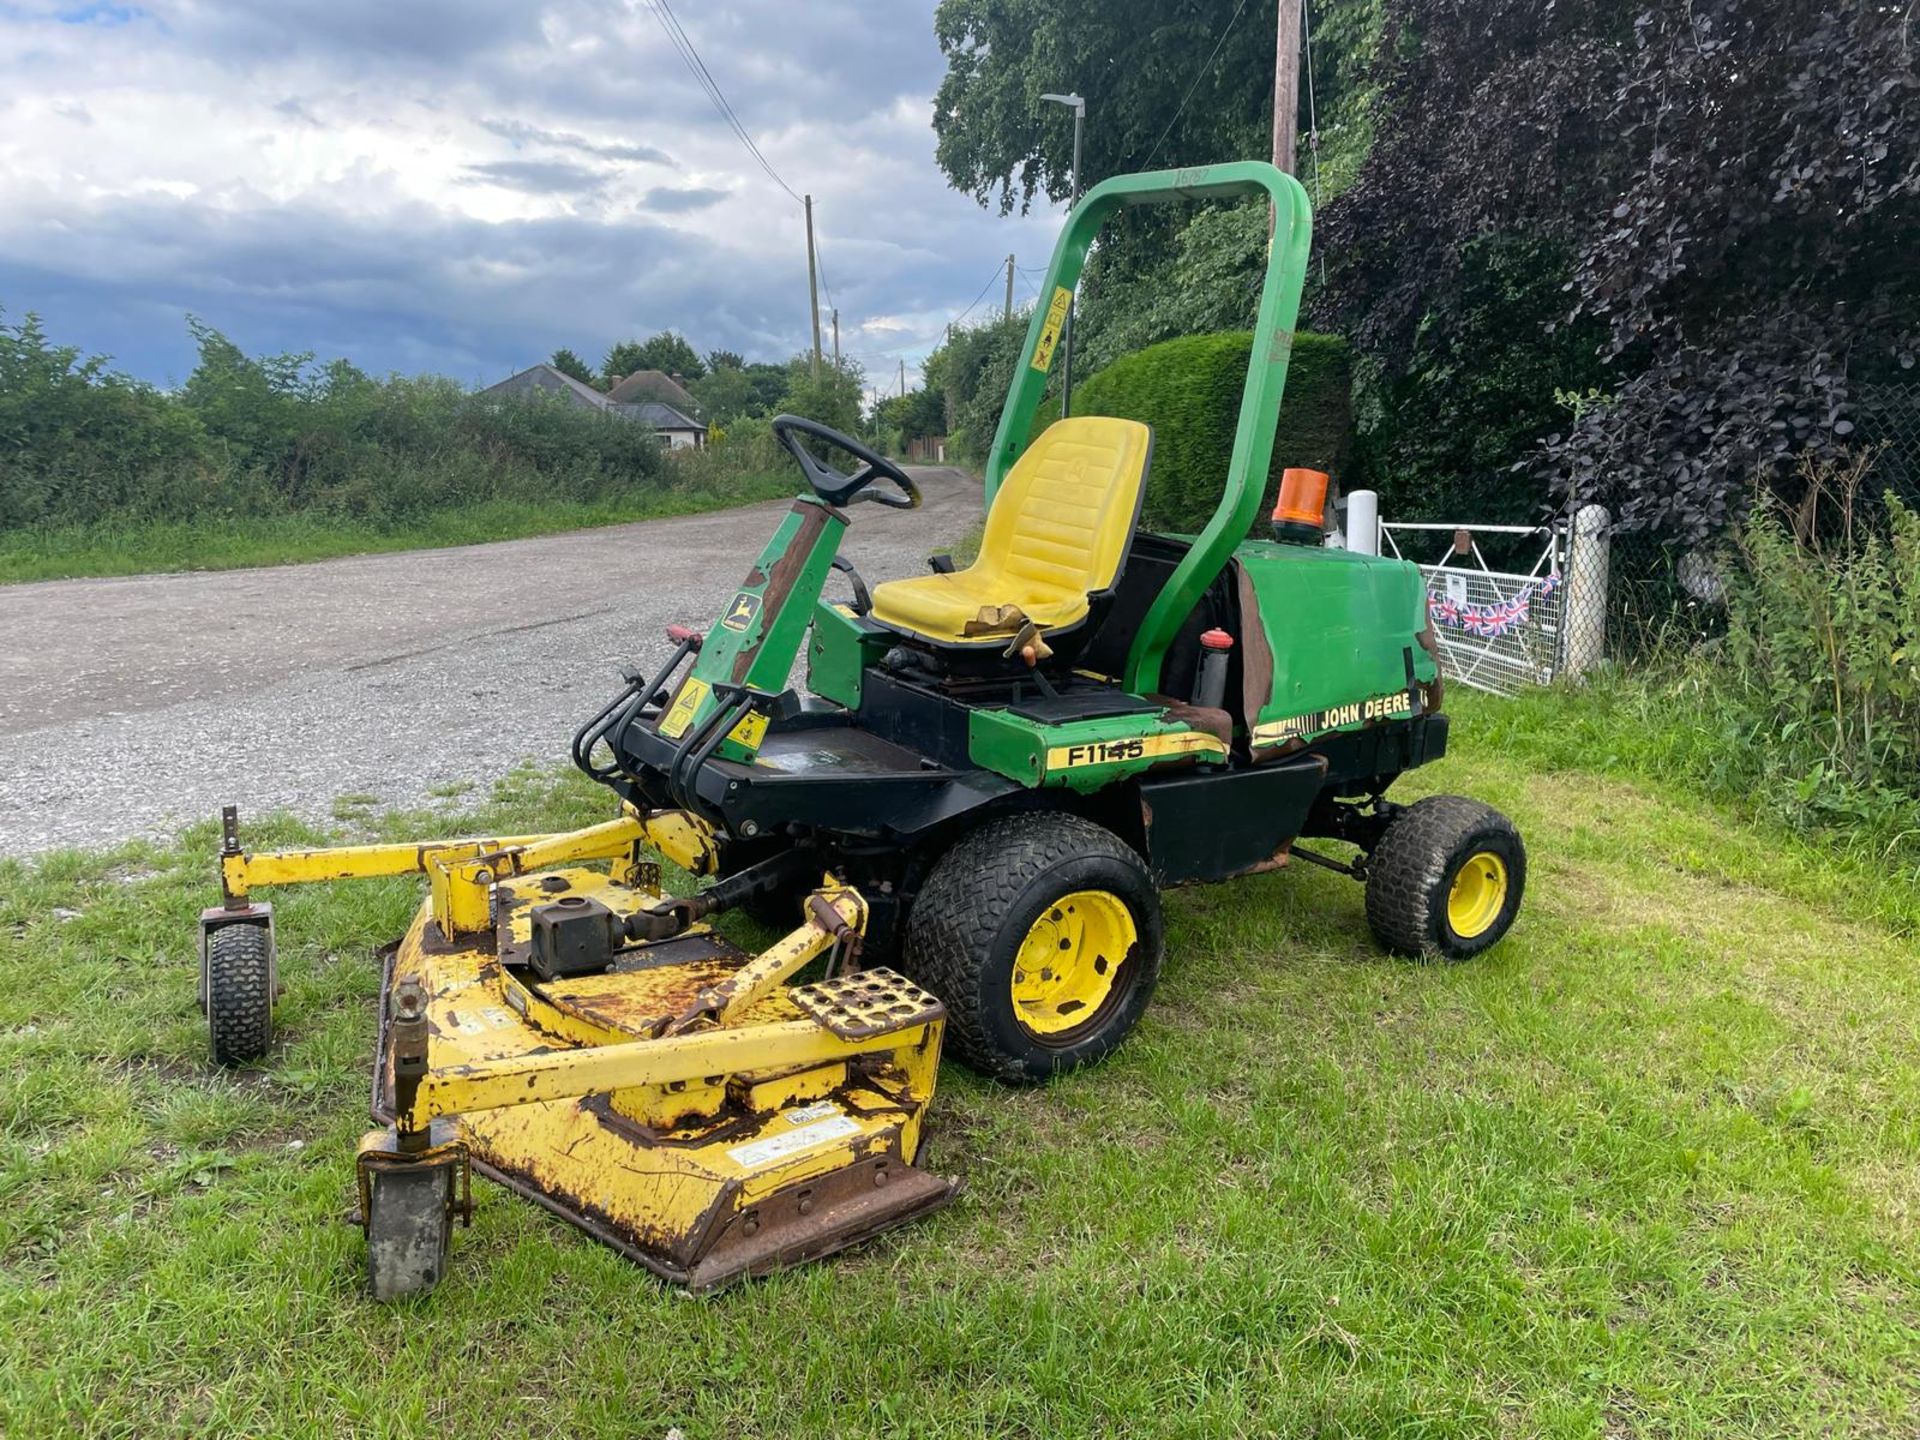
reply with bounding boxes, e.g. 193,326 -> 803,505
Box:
976,417 -> 1152,599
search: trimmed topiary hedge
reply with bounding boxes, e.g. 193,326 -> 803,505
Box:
1042,331 -> 1353,535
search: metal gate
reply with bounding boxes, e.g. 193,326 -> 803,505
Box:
1380,522 -> 1568,695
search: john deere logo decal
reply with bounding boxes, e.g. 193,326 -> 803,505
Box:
1252,687 -> 1416,747
721,592 -> 761,633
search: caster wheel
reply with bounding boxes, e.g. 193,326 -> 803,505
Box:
365,1163 -> 455,1302
205,923 -> 274,1066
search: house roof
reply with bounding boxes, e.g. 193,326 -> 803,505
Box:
605,369 -> 698,411
478,363 -> 612,412
615,401 -> 705,432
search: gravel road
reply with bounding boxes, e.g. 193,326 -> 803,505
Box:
4,466 -> 980,854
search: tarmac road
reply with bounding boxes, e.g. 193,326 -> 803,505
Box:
2,466 -> 980,854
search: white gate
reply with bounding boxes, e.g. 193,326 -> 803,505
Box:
1380,521 -> 1568,695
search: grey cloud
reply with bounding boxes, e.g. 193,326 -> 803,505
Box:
461,160 -> 610,196
273,96 -> 325,127
480,118 -> 673,167
641,185 -> 727,213
0,0 -> 1059,389
0,187 -> 809,383
171,0 -> 543,67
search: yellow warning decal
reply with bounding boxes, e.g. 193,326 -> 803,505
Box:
1251,687 -> 1415,747
1030,286 -> 1072,373
1045,730 -> 1227,772
728,708 -> 769,752
657,676 -> 709,738
657,675 -> 769,752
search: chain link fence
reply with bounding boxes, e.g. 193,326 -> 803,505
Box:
1380,384 -> 1920,689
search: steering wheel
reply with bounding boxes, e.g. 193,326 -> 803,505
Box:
770,414 -> 922,511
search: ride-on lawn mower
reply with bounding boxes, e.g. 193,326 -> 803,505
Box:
197,161 -> 1524,1300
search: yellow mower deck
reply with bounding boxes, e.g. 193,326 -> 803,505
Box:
202,807 -> 955,1297
368,867 -> 953,1291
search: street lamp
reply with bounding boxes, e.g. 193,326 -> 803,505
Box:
1040,91 -> 1085,417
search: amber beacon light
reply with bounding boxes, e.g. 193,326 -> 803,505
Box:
1271,467 -> 1329,545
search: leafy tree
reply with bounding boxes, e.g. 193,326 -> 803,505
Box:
706,348 -> 745,373
549,348 -> 596,386
0,308 -> 207,526
932,0 -> 1380,214
687,365 -> 757,427
602,331 -> 706,384
922,314 -> 1034,464
874,380 -> 948,453
1319,0 -> 1920,541
1073,201 -> 1271,378
779,356 -> 865,435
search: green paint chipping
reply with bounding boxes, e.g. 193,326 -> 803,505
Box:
1236,542 -> 1437,737
674,497 -> 846,759
805,602 -> 882,710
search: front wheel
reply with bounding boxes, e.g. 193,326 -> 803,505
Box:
205,923 -> 274,1066
903,813 -> 1163,1083
1364,795 -> 1525,960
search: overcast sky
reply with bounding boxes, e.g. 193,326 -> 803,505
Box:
0,0 -> 1065,390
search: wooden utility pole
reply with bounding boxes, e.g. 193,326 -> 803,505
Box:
899,358 -> 907,397
1273,0 -> 1300,176
1004,254 -> 1015,320
804,194 -> 823,379
832,308 -> 840,367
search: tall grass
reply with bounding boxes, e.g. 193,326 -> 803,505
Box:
1489,454 -> 1920,871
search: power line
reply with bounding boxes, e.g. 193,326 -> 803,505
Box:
641,1 -> 845,340
644,0 -> 801,206
813,242 -> 838,313
949,262 -> 1010,331
1140,0 -> 1252,171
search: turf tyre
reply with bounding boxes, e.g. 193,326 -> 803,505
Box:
206,923 -> 274,1066
1364,795 -> 1524,960
903,812 -> 1163,1083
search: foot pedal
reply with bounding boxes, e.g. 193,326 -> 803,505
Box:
789,967 -> 944,1040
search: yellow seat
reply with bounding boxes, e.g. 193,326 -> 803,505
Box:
870,417 -> 1152,645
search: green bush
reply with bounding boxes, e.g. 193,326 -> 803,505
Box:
1714,457 -> 1919,836
0,309 -> 680,532
1487,454 -> 1919,864
1052,330 -> 1353,534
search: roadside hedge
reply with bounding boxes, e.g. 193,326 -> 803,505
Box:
1047,330 -> 1353,535
0,310 -> 682,531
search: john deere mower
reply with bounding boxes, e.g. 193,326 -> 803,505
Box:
197,161 -> 1523,1299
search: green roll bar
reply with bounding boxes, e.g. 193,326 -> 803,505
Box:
982,161 -> 1314,696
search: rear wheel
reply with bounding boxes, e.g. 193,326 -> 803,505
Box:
205,923 -> 274,1066
1364,795 -> 1525,960
903,813 -> 1163,1083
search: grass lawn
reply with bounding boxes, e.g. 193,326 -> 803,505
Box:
1,697 -> 1915,1437
0,480 -> 792,585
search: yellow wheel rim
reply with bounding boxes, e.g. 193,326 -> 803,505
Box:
1011,890 -> 1137,1039
1447,851 -> 1509,939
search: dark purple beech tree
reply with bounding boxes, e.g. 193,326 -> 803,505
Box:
1317,0 -> 1920,541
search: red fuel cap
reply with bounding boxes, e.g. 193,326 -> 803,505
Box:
1200,628 -> 1234,651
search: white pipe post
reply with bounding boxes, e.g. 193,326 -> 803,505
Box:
1347,490 -> 1379,556
1563,503 -> 1611,680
